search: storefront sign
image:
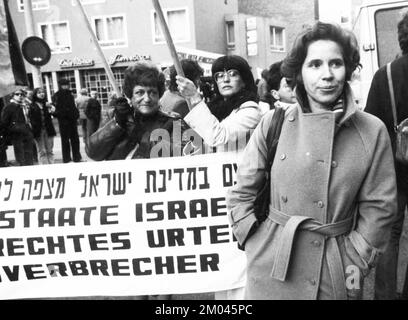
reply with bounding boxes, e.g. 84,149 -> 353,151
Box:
108,54 -> 151,66
59,58 -> 95,69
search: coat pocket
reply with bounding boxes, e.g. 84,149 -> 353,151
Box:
338,235 -> 367,300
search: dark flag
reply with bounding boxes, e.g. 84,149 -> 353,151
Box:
0,0 -> 28,97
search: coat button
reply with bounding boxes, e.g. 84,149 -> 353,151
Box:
312,240 -> 321,247
317,201 -> 324,208
280,154 -> 286,160
331,161 -> 338,168
309,279 -> 317,286
288,115 -> 295,122
281,195 -> 288,203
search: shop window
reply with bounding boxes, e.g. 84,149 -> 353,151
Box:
93,15 -> 127,48
270,26 -> 285,52
82,68 -> 125,106
58,71 -> 77,96
226,21 -> 235,49
152,8 -> 190,44
18,0 -> 49,12
39,21 -> 72,54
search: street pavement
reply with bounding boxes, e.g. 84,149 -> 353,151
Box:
4,128 -> 408,300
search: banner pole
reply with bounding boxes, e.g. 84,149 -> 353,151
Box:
151,0 -> 192,109
23,0 -> 42,88
73,0 -> 121,97
151,0 -> 185,77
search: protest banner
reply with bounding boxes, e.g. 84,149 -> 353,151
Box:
0,152 -> 246,299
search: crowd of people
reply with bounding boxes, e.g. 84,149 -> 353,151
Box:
1,17 -> 408,300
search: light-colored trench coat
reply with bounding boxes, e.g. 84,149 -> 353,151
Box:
227,86 -> 397,300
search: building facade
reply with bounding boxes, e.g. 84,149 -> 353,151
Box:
9,0 -> 316,106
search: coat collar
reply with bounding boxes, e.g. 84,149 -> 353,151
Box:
294,83 -> 358,127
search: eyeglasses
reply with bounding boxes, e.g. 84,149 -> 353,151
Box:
214,69 -> 240,83
14,92 -> 25,97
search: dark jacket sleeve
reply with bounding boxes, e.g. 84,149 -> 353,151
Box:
86,118 -> 126,161
365,68 -> 386,121
85,98 -> 102,120
172,100 -> 189,118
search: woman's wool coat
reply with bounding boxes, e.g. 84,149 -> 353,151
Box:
227,87 -> 397,300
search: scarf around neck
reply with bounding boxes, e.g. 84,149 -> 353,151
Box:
208,88 -> 259,121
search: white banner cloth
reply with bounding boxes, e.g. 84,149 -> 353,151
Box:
0,153 -> 246,299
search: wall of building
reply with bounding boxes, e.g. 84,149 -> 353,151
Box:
8,0 -> 317,99
227,13 -> 290,75
238,0 -> 316,65
193,0 -> 238,55
8,0 -> 199,73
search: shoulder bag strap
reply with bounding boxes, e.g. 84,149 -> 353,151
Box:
386,62 -> 398,132
265,106 -> 286,174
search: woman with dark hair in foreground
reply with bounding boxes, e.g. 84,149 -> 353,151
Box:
227,22 -> 397,300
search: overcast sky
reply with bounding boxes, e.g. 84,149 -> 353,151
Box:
319,0 -> 352,23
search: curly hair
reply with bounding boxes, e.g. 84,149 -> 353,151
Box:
123,61 -> 166,99
398,11 -> 408,54
168,59 -> 203,92
281,22 -> 361,85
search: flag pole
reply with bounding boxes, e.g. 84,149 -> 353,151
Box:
73,0 -> 121,97
151,0 -> 192,108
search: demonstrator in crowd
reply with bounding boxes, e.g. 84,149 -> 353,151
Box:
28,87 -> 56,165
86,61 -> 189,161
1,89 -> 34,166
75,88 -> 90,143
258,60 -> 297,114
176,54 -> 262,155
365,11 -> 408,300
85,90 -> 102,140
52,79 -> 82,163
227,22 -> 397,300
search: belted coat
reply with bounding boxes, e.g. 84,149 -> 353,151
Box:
227,85 -> 397,300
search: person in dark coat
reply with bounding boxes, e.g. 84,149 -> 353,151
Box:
87,61 -> 189,162
0,98 -> 9,167
365,11 -> 408,300
52,79 -> 82,163
1,89 -> 34,166
29,87 -> 57,164
85,90 -> 102,140
23,88 -> 38,164
86,61 -> 189,300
